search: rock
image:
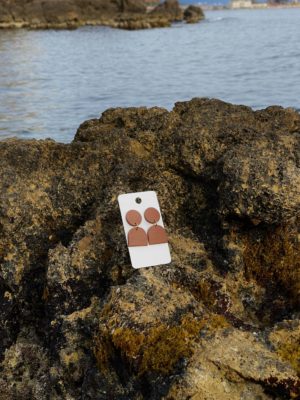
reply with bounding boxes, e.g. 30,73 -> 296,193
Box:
0,0 -> 204,30
151,0 -> 184,21
0,0 -> 147,29
269,320 -> 300,377
0,331 -> 53,399
0,98 -> 299,399
118,0 -> 147,13
112,14 -> 171,30
184,5 -> 205,23
166,328 -> 299,399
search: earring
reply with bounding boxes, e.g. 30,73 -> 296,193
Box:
126,210 -> 148,247
144,207 -> 168,245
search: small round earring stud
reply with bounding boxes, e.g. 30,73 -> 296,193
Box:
126,210 -> 142,226
144,207 -> 160,224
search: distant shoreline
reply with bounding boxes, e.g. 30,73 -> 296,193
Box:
196,3 -> 300,11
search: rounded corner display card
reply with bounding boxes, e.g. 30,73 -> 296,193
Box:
118,191 -> 171,269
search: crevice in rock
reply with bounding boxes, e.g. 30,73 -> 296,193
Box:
211,361 -> 299,400
8,197 -> 103,356
174,170 -> 228,274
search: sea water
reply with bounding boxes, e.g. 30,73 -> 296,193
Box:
0,8 -> 299,142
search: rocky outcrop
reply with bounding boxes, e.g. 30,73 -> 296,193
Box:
184,5 -> 205,23
0,0 -> 205,30
0,0 -> 145,29
151,0 -> 183,21
0,98 -> 299,399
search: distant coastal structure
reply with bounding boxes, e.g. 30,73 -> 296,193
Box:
230,0 -> 253,8
229,0 -> 300,8
228,0 -> 299,8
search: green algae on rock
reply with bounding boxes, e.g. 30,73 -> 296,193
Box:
0,98 -> 299,399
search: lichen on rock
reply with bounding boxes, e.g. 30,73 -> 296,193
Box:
0,98 -> 299,399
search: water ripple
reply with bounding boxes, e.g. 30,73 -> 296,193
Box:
0,8 -> 300,142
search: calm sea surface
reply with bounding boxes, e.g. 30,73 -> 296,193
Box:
0,8 -> 299,142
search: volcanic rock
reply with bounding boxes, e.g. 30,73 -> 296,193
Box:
0,98 -> 299,399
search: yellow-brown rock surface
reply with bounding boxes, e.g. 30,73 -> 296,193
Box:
0,0 -> 204,30
0,98 -> 299,399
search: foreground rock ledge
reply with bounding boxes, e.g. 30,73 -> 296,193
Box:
0,0 -> 205,30
0,98 -> 299,399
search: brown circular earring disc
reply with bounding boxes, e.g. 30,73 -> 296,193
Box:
144,207 -> 160,224
126,210 -> 142,226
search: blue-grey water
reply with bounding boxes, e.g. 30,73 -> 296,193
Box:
0,8 -> 299,142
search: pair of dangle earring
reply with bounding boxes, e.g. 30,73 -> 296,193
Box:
126,207 -> 168,247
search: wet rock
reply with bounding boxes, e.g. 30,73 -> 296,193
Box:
184,5 -> 205,23
0,98 -> 299,399
111,14 -> 171,30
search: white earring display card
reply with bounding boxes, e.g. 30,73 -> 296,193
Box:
118,191 -> 171,269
